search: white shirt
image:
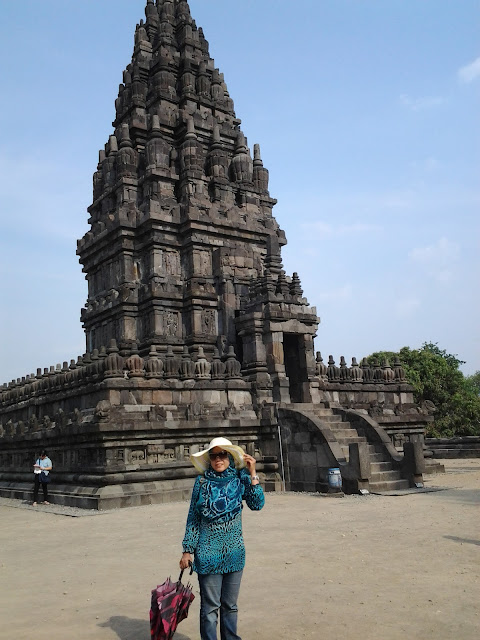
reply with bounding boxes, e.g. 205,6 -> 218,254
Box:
34,457 -> 52,475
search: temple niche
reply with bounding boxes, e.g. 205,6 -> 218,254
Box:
0,0 -> 438,509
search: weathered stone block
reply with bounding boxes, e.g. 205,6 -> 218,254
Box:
152,390 -> 174,405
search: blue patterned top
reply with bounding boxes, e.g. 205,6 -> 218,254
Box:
182,466 -> 265,575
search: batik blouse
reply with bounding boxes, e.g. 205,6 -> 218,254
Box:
182,465 -> 265,575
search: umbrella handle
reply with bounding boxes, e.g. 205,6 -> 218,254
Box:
178,561 -> 193,582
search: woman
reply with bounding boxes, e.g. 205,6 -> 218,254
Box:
179,437 -> 264,640
32,449 -> 52,506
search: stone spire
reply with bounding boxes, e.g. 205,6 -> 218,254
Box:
77,0 -> 283,359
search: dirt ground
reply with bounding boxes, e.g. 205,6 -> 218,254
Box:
0,459 -> 478,640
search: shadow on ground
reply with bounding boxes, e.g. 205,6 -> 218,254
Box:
444,535 -> 480,547
99,615 -> 191,640
436,488 -> 480,506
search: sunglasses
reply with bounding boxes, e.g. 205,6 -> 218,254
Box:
209,450 -> 229,461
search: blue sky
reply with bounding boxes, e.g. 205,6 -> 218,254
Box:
0,0 -> 478,383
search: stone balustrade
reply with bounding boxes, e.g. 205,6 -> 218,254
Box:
0,339 -> 243,412
315,352 -> 407,385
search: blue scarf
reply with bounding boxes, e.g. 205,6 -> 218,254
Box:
197,461 -> 243,523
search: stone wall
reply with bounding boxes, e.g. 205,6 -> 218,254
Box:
425,437 -> 480,459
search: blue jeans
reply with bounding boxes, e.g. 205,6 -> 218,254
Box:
197,570 -> 243,640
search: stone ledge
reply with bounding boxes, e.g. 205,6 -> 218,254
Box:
0,478 -> 196,510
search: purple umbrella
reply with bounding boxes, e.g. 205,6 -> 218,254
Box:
150,566 -> 195,640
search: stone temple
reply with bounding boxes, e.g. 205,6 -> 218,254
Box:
0,0 -> 437,508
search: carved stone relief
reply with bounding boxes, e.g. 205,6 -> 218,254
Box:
147,446 -> 176,464
165,311 -> 179,336
164,251 -> 180,276
202,309 -> 216,335
130,449 -> 146,463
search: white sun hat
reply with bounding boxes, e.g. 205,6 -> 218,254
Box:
190,437 -> 246,473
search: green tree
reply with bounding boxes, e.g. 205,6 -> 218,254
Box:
465,371 -> 480,396
366,342 -> 480,438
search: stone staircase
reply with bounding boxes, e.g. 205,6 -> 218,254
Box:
309,405 -> 410,492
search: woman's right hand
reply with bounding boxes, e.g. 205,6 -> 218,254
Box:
179,552 -> 193,570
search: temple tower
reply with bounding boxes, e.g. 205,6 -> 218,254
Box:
78,0 -> 307,372
0,1 -> 433,509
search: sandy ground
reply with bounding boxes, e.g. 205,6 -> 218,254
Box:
0,459 -> 478,640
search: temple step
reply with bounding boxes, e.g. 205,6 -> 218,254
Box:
371,461 -> 395,472
331,428 -> 365,440
369,452 -> 388,462
368,479 -> 410,492
370,470 -> 403,483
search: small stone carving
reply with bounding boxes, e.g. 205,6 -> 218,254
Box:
54,409 -> 68,429
17,421 -> 26,436
394,404 -> 405,415
95,400 -> 111,421
104,339 -> 125,378
165,311 -> 179,336
125,343 -> 145,377
361,358 -> 373,383
180,117 -> 203,172
371,359 -> 383,383
145,345 -> 164,378
313,353 -> 326,381
350,357 -> 363,382
275,271 -> 290,298
255,402 -> 276,421
368,401 -> 383,418
327,356 -> 339,382
29,415 -> 39,432
253,143 -> 269,192
420,400 -> 437,415
164,345 -> 180,378
199,251 -> 212,276
289,272 -> 303,298
130,449 -> 146,463
164,251 -> 180,276
202,309 -> 216,335
393,357 -> 407,382
146,114 -> 171,169
186,403 -> 208,420
217,335 -> 228,358
230,132 -> 253,183
180,346 -> 195,379
223,403 -> 238,418
211,347 -> 226,379
381,359 -> 395,383
224,346 -> 241,378
394,433 -> 406,448
339,356 -> 350,382
195,347 -> 211,379
206,123 -> 229,179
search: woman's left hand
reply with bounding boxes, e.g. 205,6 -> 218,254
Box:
243,453 -> 257,475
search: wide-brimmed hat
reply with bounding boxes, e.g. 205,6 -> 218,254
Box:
190,437 -> 246,473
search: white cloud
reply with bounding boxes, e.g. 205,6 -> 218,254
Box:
409,237 -> 460,284
400,94 -> 445,111
458,56 -> 480,83
409,237 -> 459,264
